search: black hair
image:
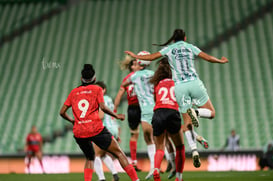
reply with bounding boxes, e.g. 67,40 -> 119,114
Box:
96,81 -> 107,89
150,57 -> 172,86
81,64 -> 96,85
96,81 -> 107,94
153,29 -> 186,46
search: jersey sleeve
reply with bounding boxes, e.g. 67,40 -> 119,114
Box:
127,73 -> 135,83
190,44 -> 202,55
64,91 -> 72,107
120,77 -> 128,89
159,46 -> 169,56
97,87 -> 104,104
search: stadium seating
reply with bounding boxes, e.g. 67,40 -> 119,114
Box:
0,0 -> 272,154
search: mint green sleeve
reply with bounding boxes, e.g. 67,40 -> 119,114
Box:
159,46 -> 169,56
190,44 -> 202,55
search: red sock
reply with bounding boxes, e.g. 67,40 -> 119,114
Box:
84,168 -> 93,181
154,149 -> 164,169
175,145 -> 185,173
124,164 -> 139,181
130,140 -> 137,163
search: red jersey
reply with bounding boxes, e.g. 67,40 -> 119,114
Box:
26,133 -> 42,152
154,78 -> 179,111
64,84 -> 104,138
121,72 -> 138,105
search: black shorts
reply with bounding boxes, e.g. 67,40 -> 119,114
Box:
74,127 -> 113,160
127,104 -> 141,130
152,108 -> 181,136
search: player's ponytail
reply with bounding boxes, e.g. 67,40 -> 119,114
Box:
153,29 -> 186,46
81,64 -> 96,85
119,55 -> 136,72
150,57 -> 172,86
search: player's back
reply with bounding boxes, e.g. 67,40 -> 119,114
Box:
130,69 -> 154,107
66,84 -> 104,138
103,95 -> 119,138
154,78 -> 179,111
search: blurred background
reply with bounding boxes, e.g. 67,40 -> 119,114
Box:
0,0 -> 272,173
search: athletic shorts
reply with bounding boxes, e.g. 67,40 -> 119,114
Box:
141,105 -> 154,124
152,108 -> 181,136
74,127 -> 113,160
26,148 -> 40,157
174,79 -> 209,113
127,104 -> 141,130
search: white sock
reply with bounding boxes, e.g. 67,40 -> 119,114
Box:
94,156 -> 105,180
169,152 -> 176,169
102,155 -> 117,175
185,130 -> 197,150
176,172 -> 183,181
197,108 -> 212,118
164,147 -> 170,161
147,144 -> 156,170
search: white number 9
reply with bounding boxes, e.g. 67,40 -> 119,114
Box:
78,99 -> 89,118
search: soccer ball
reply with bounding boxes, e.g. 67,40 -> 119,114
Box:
136,51 -> 151,66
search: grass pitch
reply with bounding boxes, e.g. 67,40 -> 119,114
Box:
0,171 -> 272,181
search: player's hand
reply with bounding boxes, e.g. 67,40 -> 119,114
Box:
71,120 -> 75,125
117,137 -> 121,143
220,56 -> 228,63
116,114 -> 125,121
124,51 -> 136,58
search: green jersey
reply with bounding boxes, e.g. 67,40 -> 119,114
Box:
103,95 -> 119,138
128,69 -> 155,109
159,41 -> 201,83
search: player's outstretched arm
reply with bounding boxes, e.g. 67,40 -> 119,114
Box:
99,102 -> 125,121
114,87 -> 125,111
59,105 -> 75,124
120,79 -> 131,88
198,52 -> 228,64
124,51 -> 162,61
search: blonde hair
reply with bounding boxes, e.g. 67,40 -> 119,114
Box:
119,55 -> 135,71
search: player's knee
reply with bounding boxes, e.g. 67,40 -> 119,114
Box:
186,123 -> 192,130
210,111 -> 215,119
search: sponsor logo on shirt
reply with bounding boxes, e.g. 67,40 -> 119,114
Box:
78,120 -> 92,124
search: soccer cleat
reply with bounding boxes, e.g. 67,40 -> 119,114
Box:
153,168 -> 161,181
167,169 -> 176,179
113,174 -> 119,181
175,178 -> 183,181
145,169 -> 154,180
187,108 -> 199,127
196,135 -> 209,149
192,150 -> 201,168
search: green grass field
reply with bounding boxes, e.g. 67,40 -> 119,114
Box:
0,171 -> 272,181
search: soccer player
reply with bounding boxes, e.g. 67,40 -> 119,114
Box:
120,51 -> 156,180
60,64 -> 139,181
114,56 -> 142,171
25,125 -> 45,173
150,58 -> 185,181
125,29 -> 228,167
94,81 -> 120,181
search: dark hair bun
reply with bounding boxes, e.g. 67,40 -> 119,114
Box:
82,64 -> 95,79
84,64 -> 93,70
